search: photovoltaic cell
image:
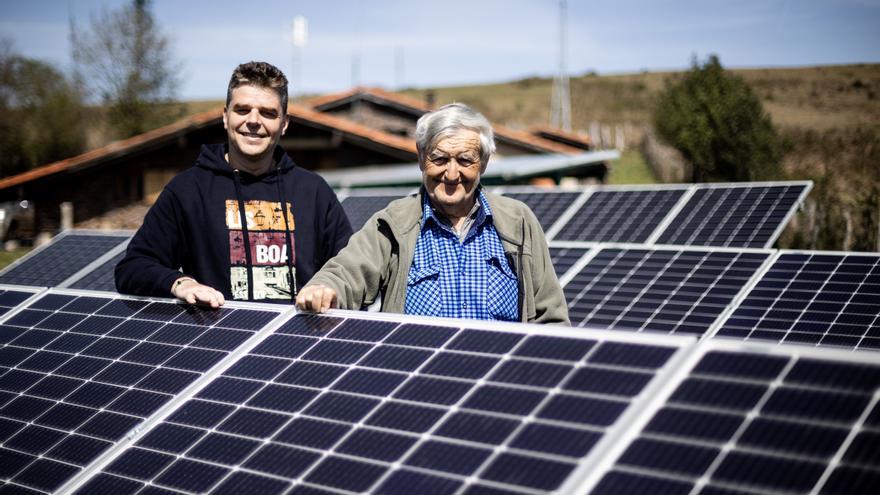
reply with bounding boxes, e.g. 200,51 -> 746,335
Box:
554,189 -> 685,243
549,246 -> 590,279
502,191 -> 582,232
715,252 -> 880,350
656,184 -> 808,248
78,313 -> 682,495
0,234 -> 129,287
0,288 -> 36,320
0,291 -> 280,493
341,195 -> 404,231
565,248 -> 768,334
590,346 -> 880,495
67,252 -> 125,292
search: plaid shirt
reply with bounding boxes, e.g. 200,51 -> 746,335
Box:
405,190 -> 519,321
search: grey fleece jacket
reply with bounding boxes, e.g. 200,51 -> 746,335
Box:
307,190 -> 570,325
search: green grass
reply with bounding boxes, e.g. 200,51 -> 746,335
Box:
0,248 -> 30,270
606,150 -> 657,185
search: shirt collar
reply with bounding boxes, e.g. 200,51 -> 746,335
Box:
421,187 -> 493,232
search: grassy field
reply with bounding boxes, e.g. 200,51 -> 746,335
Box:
400,64 -> 880,133
606,150 -> 657,185
0,248 -> 30,270
136,64 -> 880,138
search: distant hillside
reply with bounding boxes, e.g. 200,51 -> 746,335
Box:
121,64 -> 880,251
399,64 -> 880,133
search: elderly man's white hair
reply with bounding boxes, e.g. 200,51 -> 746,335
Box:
415,103 -> 496,167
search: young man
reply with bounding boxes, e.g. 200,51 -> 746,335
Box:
116,61 -> 352,306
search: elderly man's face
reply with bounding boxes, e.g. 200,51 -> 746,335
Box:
421,129 -> 486,218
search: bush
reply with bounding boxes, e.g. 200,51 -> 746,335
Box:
0,43 -> 85,178
654,55 -> 782,182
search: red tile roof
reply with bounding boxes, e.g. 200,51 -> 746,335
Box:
287,104 -> 416,155
306,87 -> 584,155
0,109 -> 223,191
527,124 -> 593,148
0,103 -> 417,192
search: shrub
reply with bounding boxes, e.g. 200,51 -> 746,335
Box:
654,55 -> 782,182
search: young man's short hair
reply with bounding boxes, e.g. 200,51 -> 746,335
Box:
226,61 -> 289,111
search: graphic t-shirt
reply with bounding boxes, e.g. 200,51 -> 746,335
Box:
226,199 -> 296,300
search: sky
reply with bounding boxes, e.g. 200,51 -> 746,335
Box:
1,0 -> 879,100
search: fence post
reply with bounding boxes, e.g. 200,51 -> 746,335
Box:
60,202 -> 74,231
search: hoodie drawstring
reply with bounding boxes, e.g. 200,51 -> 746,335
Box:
275,166 -> 297,301
232,170 -> 255,301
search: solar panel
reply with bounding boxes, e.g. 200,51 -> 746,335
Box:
0,290 -> 284,493
0,286 -> 40,319
340,195 -> 406,231
66,252 -> 125,292
554,189 -> 687,243
714,251 -> 880,350
656,183 -> 810,248
0,232 -> 130,287
549,246 -> 591,279
564,247 -> 770,334
501,190 -> 583,232
586,340 -> 880,495
72,312 -> 691,495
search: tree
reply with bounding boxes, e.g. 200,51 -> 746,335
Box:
654,55 -> 782,182
0,41 -> 86,178
70,0 -> 181,138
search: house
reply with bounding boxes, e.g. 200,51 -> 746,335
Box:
307,87 -> 587,156
0,87 -> 604,236
0,104 -> 418,233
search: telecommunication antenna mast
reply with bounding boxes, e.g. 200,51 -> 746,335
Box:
291,16 -> 308,95
550,0 -> 571,131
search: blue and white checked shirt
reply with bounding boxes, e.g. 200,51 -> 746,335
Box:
405,190 -> 519,321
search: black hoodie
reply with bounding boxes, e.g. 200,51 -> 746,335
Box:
116,143 -> 353,302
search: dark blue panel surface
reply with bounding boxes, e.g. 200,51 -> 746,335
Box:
503,191 -> 582,231
0,234 -> 129,287
68,252 -> 125,292
0,292 -> 278,493
593,350 -> 880,495
566,248 -> 766,333
555,189 -> 685,243
657,184 -> 807,248
80,314 -> 677,495
341,195 -> 404,231
716,253 -> 880,350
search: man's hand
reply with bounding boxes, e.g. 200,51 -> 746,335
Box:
296,284 -> 337,313
171,277 -> 226,308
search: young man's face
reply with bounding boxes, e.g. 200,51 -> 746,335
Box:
223,85 -> 289,163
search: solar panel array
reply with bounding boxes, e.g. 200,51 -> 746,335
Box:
340,195 -> 407,231
5,178 -> 880,493
0,292 -> 282,493
591,341 -> 880,495
66,252 -> 126,293
564,247 -> 769,335
714,252 -> 880,350
548,246 -> 591,279
501,191 -> 582,231
554,189 -> 687,243
339,182 -> 811,247
657,184 -> 809,248
0,233 -> 129,287
78,315 -> 686,495
0,284 -> 874,494
0,287 -> 38,318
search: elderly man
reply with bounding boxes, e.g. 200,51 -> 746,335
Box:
297,103 -> 569,324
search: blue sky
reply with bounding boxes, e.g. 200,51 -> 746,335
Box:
2,0 -> 878,100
